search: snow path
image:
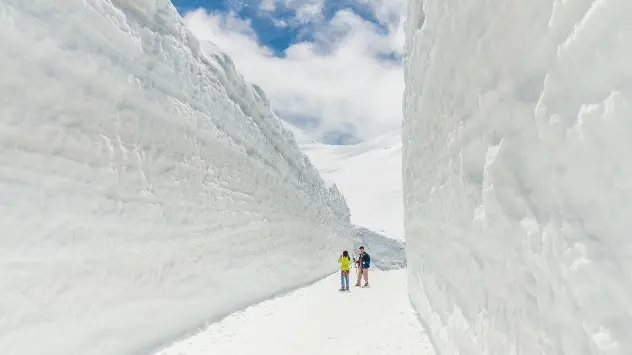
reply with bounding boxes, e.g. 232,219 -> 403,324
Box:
155,270 -> 435,355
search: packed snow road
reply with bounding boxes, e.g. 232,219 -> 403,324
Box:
155,270 -> 435,355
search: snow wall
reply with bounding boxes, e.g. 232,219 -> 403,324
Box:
0,1 -> 351,355
403,0 -> 632,354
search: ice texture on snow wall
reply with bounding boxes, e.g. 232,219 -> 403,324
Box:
0,1 -> 350,355
403,0 -> 632,354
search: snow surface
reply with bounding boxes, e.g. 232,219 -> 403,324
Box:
297,127 -> 404,240
0,1 -> 352,355
155,270 -> 435,355
404,0 -> 632,354
351,225 -> 406,270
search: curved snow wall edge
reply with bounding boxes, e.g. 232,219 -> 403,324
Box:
0,1 -> 351,355
403,0 -> 632,354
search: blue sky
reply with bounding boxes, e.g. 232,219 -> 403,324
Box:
173,0 -> 300,56
172,0 -> 385,55
175,0 -> 406,144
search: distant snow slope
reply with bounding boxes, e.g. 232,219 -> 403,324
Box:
351,226 -> 406,270
289,125 -> 407,268
404,0 -> 632,354
297,127 -> 404,240
284,123 -> 406,265
0,1 -> 351,355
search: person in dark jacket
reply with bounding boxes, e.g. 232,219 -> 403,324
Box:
355,246 -> 370,287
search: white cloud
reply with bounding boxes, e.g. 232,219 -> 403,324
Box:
260,0 -> 277,12
292,0 -> 325,23
280,0 -> 326,22
183,1 -> 405,143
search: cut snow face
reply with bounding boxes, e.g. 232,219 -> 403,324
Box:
0,1 -> 351,355
292,125 -> 404,240
404,0 -> 632,354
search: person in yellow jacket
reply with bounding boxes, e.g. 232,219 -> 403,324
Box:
338,250 -> 351,291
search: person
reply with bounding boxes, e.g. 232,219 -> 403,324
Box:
355,246 -> 370,287
338,250 -> 351,291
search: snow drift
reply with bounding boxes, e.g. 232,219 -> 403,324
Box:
0,1 -> 350,355
403,0 -> 632,354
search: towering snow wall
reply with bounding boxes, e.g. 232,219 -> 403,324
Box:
0,1 -> 351,355
403,0 -> 632,354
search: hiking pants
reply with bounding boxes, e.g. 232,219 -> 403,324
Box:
340,270 -> 350,289
357,267 -> 368,284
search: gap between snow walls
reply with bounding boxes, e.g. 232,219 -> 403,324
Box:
403,0 -> 632,354
0,1 -> 352,355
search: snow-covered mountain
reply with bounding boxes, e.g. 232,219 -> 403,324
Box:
284,125 -> 407,270
0,1 -> 351,355
293,126 -> 404,240
404,0 -> 632,354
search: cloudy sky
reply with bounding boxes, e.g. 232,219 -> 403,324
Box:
173,0 -> 406,144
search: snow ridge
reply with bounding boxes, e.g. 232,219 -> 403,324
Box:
404,0 -> 632,354
0,1 -> 350,355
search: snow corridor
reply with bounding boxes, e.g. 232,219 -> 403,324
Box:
155,270 -> 435,355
